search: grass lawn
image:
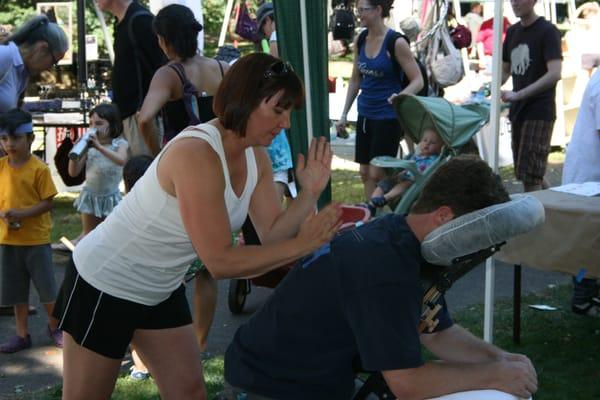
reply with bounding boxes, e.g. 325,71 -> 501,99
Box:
36,167 -> 599,400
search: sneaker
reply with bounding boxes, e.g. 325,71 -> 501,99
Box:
130,369 -> 150,381
47,326 -> 63,348
0,335 -> 32,353
572,301 -> 600,317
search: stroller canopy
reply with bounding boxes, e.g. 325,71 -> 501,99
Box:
393,94 -> 490,151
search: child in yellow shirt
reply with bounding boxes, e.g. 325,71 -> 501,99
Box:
0,109 -> 62,353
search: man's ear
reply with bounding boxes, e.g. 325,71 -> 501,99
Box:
433,206 -> 454,227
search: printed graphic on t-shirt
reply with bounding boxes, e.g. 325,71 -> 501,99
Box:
511,44 -> 531,76
358,62 -> 384,78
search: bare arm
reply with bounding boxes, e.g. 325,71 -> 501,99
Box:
502,59 -> 562,102
501,61 -> 511,84
1,197 -> 54,223
89,136 -> 128,167
157,137 -> 341,279
68,150 -> 86,177
335,36 -> 362,132
138,66 -> 178,157
381,324 -> 537,400
388,38 -> 423,102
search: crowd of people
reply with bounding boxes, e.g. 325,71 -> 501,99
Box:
0,0 -> 597,399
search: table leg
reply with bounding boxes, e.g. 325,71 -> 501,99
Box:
513,264 -> 522,344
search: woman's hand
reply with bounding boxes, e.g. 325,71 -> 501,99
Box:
295,203 -> 342,251
335,116 -> 348,136
295,136 -> 333,199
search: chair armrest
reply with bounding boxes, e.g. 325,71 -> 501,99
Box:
370,156 -> 421,178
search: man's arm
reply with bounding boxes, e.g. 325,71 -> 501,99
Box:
381,325 -> 537,400
501,61 -> 511,85
1,197 -> 54,224
502,59 -> 562,102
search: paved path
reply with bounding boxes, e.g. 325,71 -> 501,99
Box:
0,152 -> 569,398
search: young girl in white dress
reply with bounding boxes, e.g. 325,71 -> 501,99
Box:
68,103 -> 128,238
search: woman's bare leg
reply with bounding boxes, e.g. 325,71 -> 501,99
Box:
133,325 -> 206,400
81,213 -> 104,237
62,332 -> 122,400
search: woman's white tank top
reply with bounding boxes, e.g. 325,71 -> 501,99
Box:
73,124 -> 257,305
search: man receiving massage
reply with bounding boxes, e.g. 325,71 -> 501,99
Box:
223,156 -> 537,400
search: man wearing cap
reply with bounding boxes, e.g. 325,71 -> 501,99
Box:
223,156 -> 538,400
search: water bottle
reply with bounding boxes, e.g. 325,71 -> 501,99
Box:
68,128 -> 97,161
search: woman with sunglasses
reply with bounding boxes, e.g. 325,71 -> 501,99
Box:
336,0 -> 423,199
55,53 -> 341,400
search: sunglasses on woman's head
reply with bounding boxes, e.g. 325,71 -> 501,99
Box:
263,61 -> 294,80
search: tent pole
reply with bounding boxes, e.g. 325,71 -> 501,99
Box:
483,0 -> 504,345
93,0 -> 114,64
299,0 -> 314,144
219,0 -> 236,47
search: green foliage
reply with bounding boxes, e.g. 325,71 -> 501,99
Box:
0,1 -> 114,59
202,0 -> 226,40
0,0 -> 37,29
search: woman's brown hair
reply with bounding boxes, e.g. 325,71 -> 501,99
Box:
213,53 -> 304,137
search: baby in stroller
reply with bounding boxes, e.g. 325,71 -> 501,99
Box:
366,128 -> 443,215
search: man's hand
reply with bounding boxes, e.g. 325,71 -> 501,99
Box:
501,90 -> 521,103
491,353 -> 538,399
295,137 -> 333,199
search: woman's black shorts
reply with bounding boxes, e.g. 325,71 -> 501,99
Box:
54,258 -> 192,359
355,116 -> 403,165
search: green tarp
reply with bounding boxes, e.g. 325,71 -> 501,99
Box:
273,0 -> 331,206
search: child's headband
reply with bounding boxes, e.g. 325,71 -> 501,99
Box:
13,122 -> 34,135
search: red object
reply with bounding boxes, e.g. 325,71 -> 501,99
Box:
450,24 -> 472,49
249,205 -> 371,289
477,17 -> 511,56
327,76 -> 336,93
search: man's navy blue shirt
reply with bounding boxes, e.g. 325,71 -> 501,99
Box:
225,214 -> 453,400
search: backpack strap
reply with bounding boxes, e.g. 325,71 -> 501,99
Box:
127,9 -> 155,109
216,58 -> 225,78
167,62 -> 201,125
168,62 -> 188,86
358,29 -> 428,96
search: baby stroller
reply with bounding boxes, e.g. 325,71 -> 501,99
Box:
227,204 -> 370,314
371,93 -> 490,214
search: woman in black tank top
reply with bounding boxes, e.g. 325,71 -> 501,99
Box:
137,4 -> 229,156
136,2 -> 229,363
